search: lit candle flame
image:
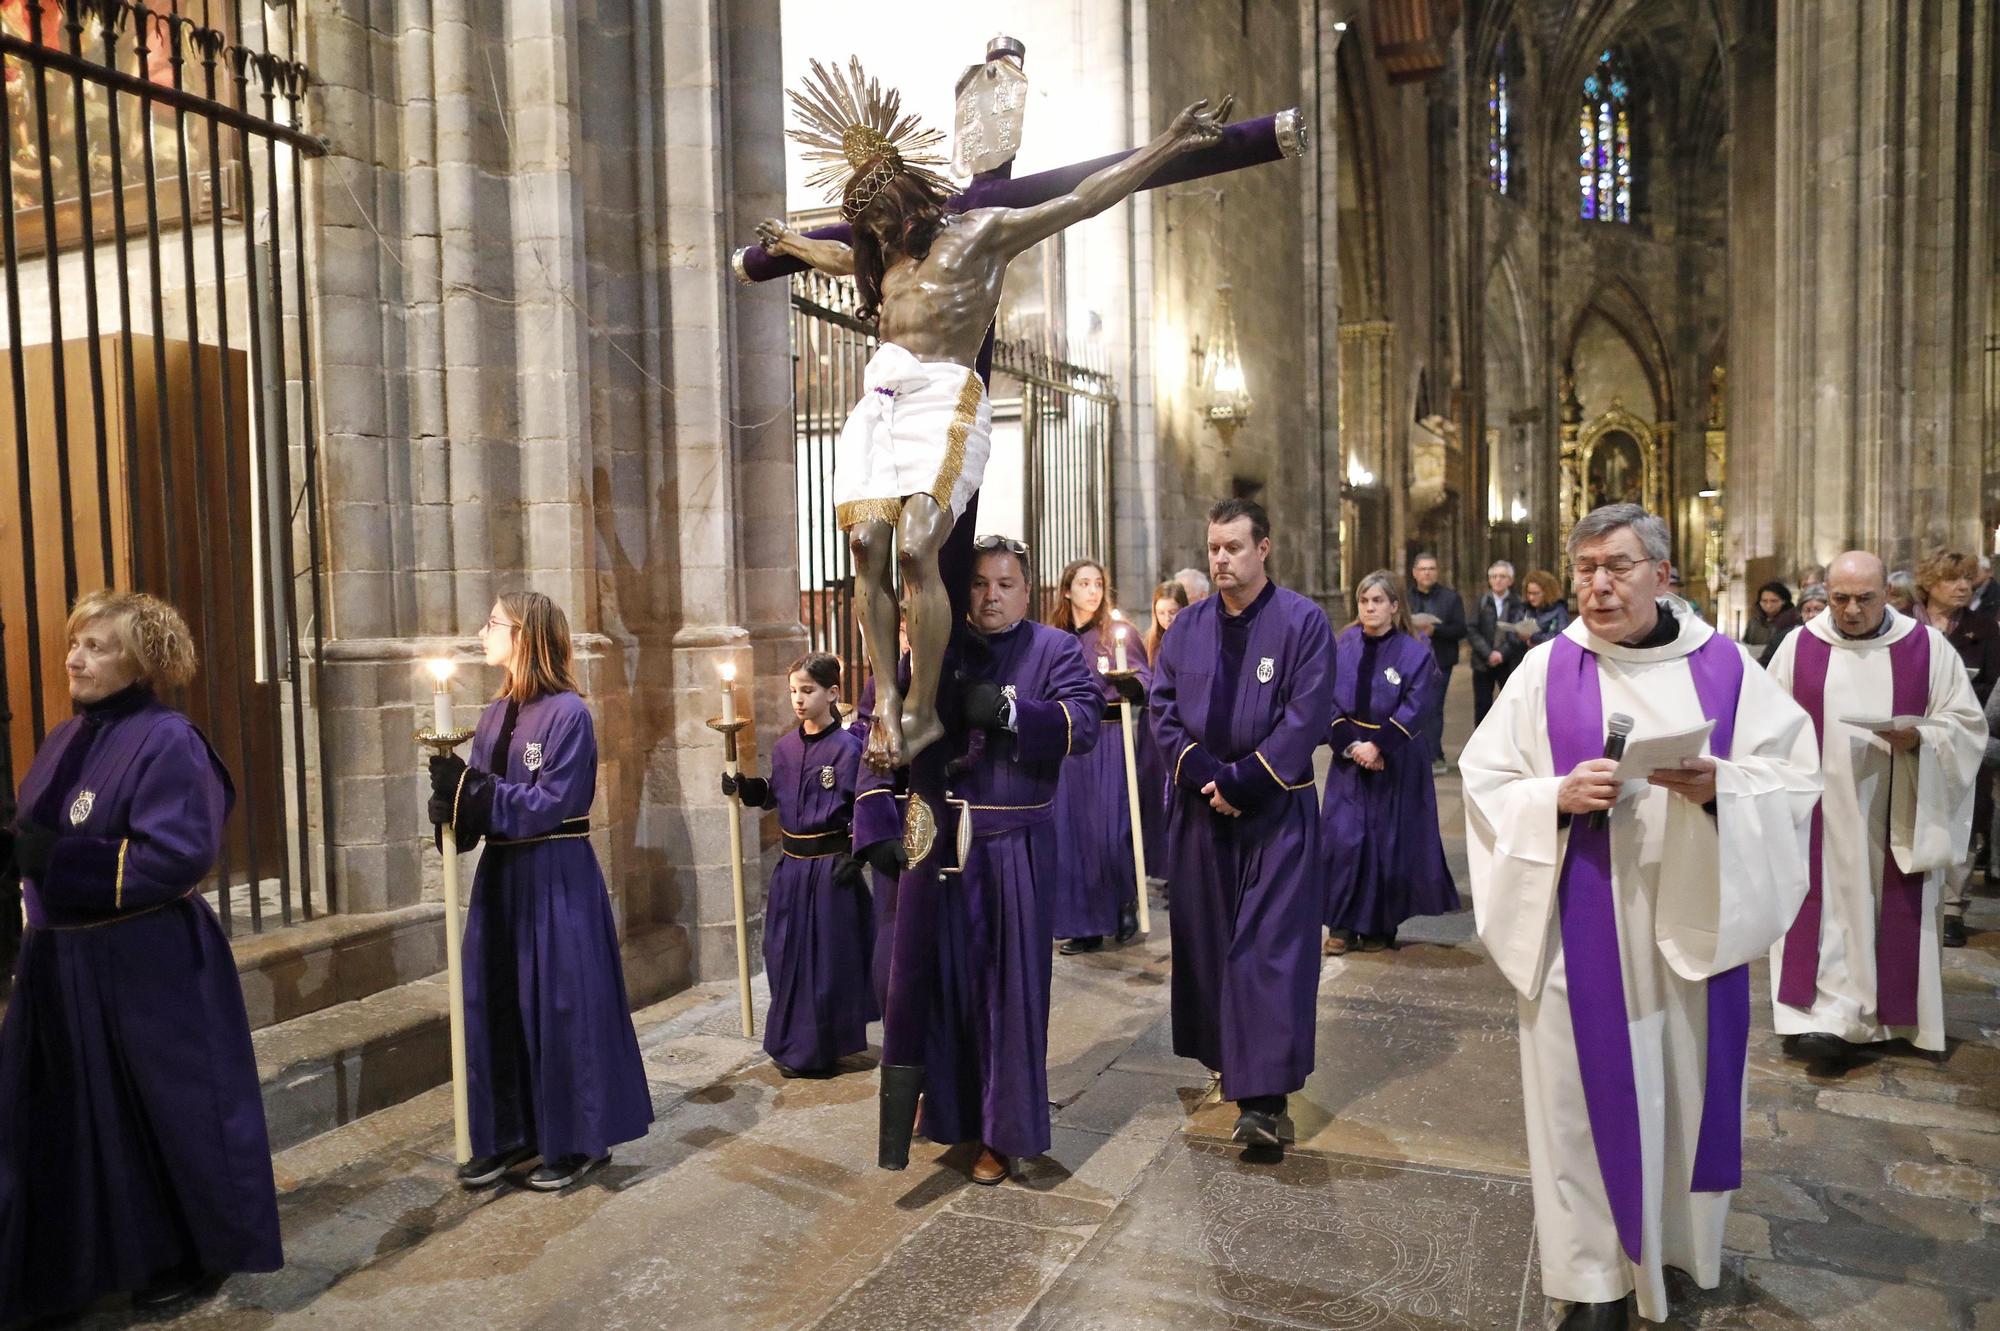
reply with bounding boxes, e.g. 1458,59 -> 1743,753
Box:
719,662 -> 737,684
427,658 -> 455,686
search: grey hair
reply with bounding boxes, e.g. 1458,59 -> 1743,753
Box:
1412,551 -> 1439,565
1173,567 -> 1211,595
1981,556 -> 1992,574
1566,503 -> 1671,562
1487,560 -> 1515,577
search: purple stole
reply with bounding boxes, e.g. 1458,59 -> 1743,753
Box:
1777,626 -> 1931,1026
1546,631 -> 1748,1265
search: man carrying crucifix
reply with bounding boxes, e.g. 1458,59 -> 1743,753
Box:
759,57 -> 1232,770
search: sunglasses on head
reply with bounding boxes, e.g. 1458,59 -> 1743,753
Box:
972,535 -> 1029,556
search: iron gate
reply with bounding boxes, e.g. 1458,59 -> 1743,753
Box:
0,0 -> 328,939
789,270 -> 1120,674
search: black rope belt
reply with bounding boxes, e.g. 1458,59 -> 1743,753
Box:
781,828 -> 849,859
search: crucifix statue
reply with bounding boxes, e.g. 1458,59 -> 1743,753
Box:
759,56 -> 1235,773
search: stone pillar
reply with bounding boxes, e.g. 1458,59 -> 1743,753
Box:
1723,0 -> 1776,615
1772,0 -> 1993,568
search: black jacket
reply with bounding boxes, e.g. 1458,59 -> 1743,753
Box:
1467,589 -> 1529,675
1943,606 -> 2000,705
1407,582 -> 1467,674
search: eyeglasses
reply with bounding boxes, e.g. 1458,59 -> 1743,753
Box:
484,616 -> 518,633
972,535 -> 1029,556
1571,559 -> 1643,586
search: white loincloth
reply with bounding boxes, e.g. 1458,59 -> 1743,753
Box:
832,343 -> 991,530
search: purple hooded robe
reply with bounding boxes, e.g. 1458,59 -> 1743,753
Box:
1321,624 -> 1460,935
749,720 -> 878,1071
459,690 -> 653,1162
853,619 -> 1101,1158
0,689 -> 280,1323
1150,580 -> 1336,1101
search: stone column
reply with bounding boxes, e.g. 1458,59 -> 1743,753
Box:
1772,0 -> 1993,568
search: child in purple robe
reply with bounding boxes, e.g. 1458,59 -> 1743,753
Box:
0,591 -> 280,1322
1047,559 -> 1144,952
428,592 -> 653,1192
722,653 -> 878,1076
1322,570 -> 1460,954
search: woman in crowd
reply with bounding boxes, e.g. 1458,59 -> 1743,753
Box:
1916,550 -> 2000,706
1516,569 -> 1571,646
1137,580 -> 1188,870
0,591 -> 280,1321
1048,558 -> 1143,953
1752,580 -> 1803,667
1321,571 -> 1460,955
1143,580 -> 1188,663
721,653 -> 877,1077
1799,584 -> 1830,621
428,592 -> 653,1192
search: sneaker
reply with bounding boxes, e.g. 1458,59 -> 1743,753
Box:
456,1146 -> 535,1189
528,1153 -> 609,1191
1944,916 -> 1967,948
1432,757 -> 1448,776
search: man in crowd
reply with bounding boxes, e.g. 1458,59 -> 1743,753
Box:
1407,553 -> 1467,773
1462,504 -> 1819,1329
1466,560 -> 1527,725
1150,499 -> 1334,1152
1767,551 -> 1983,1055
852,536 -> 1102,1185
1972,555 -> 2000,618
1174,566 -> 1212,602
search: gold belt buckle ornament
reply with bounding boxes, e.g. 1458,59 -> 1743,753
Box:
904,794 -> 938,866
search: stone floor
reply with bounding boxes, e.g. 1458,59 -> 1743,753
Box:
68,671 -> 2000,1331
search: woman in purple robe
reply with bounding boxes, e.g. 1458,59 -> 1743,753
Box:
428,592 -> 653,1192
722,653 -> 877,1076
1322,570 -> 1460,954
1139,580 -> 1188,873
0,591 -> 281,1322
1047,559 -> 1143,952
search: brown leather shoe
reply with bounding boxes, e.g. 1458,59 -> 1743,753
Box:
1323,930 -> 1353,956
971,1144 -> 1009,1186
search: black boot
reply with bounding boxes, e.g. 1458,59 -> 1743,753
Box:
878,1063 -> 925,1170
1558,1297 -> 1629,1329
1116,901 -> 1140,944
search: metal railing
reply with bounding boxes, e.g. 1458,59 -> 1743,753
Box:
788,271 -> 1120,675
0,0 -> 328,937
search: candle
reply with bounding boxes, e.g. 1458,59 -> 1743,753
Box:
719,661 -> 737,726
427,658 -> 454,733
1110,610 -> 1130,672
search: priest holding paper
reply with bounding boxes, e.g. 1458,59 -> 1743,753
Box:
1461,503 -> 1820,1329
1764,551 -> 1984,1057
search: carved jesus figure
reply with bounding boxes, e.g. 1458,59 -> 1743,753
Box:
763,59 -> 1230,770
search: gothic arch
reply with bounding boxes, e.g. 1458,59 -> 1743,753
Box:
1563,276 -> 1673,420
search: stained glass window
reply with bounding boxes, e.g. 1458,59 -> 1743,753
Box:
1486,39 -> 1513,194
1577,49 -> 1633,223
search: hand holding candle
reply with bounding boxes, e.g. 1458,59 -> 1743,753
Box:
420,655 -> 472,1162
711,659 -> 754,1037
1105,611 -> 1149,936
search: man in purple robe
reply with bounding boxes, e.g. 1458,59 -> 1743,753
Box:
852,536 -> 1101,1185
1150,499 -> 1336,1150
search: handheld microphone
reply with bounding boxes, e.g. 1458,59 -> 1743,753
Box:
1590,713 -> 1636,831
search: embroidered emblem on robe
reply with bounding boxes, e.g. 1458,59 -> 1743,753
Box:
523,742 -> 544,771
68,790 -> 95,826
1001,684 -> 1018,701
819,765 -> 838,790
1385,666 -> 1402,686
1256,656 -> 1276,684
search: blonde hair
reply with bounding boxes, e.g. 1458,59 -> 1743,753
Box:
493,591 -> 582,705
65,590 -> 198,689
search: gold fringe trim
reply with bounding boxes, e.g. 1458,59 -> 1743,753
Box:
114,840 -> 128,909
837,497 -> 904,530
1174,742 -> 1200,786
927,371 -> 985,511
1254,750 -> 1315,791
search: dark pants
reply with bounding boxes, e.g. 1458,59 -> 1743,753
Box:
1421,661 -> 1451,760
1471,665 -> 1511,727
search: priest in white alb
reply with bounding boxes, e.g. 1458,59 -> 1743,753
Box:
1461,503 -> 1821,1330
1764,550 -> 1983,1059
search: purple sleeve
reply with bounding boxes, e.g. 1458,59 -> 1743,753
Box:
42,726 -> 227,912
487,705 -> 594,839
1213,604 -> 1337,810
1149,622 -> 1222,794
1377,652 -> 1439,758
1013,635 -> 1103,763
851,769 -> 901,852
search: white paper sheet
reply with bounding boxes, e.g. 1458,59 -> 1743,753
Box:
1838,714 -> 1931,732
1611,718 -> 1718,780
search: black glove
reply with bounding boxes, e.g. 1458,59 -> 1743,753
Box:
722,772 -> 770,807
962,679 -> 1009,732
1109,672 -> 1147,705
429,753 -> 468,811
858,838 -> 907,880
12,820 -> 55,879
833,855 -> 868,891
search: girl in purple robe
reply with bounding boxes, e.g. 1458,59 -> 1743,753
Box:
1139,580 -> 1189,873
721,653 -> 877,1076
1322,570 -> 1460,954
428,592 -> 653,1192
1048,559 -> 1143,952
0,591 -> 280,1322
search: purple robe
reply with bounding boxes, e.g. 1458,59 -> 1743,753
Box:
1150,581 -> 1336,1101
0,693 -> 280,1323
753,721 -> 878,1071
463,691 -> 653,1161
1050,623 -> 1147,938
1322,626 -> 1460,934
853,619 -> 1101,1158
